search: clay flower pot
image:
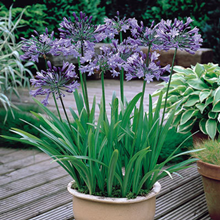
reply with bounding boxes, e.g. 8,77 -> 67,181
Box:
67,181 -> 161,220
197,160 -> 220,220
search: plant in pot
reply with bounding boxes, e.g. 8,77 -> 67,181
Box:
2,12 -> 203,220
191,139 -> 220,220
152,63 -> 220,143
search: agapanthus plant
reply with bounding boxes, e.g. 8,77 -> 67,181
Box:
3,12 -> 204,200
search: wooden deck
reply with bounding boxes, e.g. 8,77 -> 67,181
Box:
0,148 -> 210,220
0,79 -> 211,219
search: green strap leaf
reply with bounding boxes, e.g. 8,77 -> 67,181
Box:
107,149 -> 119,196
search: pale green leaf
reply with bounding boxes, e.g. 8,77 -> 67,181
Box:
180,109 -> 199,125
184,95 -> 199,107
199,90 -> 211,103
205,119 -> 217,140
187,79 -> 209,90
199,119 -> 208,135
212,101 -> 220,113
195,103 -> 206,114
194,63 -> 205,78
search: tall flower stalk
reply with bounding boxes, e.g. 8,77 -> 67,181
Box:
58,12 -> 107,116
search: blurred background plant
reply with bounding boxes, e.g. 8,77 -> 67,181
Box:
191,139 -> 220,165
0,5 -> 36,121
1,0 -> 218,63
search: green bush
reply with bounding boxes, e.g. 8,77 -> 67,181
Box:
0,3 -> 48,39
0,0 -> 106,38
159,127 -> 193,164
0,106 -> 49,149
201,0 -> 220,64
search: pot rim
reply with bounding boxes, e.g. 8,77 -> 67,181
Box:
67,181 -> 161,204
197,160 -> 220,169
197,160 -> 220,180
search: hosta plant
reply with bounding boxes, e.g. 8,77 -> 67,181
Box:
153,63 -> 220,140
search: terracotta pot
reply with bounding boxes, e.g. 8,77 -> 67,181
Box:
67,181 -> 161,220
197,160 -> 220,220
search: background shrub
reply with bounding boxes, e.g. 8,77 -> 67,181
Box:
1,0 -> 219,63
158,127 -> 193,164
0,106 -> 49,149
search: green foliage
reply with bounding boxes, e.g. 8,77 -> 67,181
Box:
143,0 -> 208,27
159,127 -> 193,164
0,3 -> 48,39
42,0 -> 105,35
100,0 -> 154,25
0,5 -> 37,120
0,106 -> 47,149
191,139 -> 220,165
0,1 -> 106,39
201,0 -> 220,64
153,63 -> 220,139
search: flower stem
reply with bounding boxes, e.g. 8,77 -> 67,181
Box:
119,31 -> 124,105
160,47 -> 177,128
120,67 -> 124,105
59,95 -> 73,133
52,93 -> 62,122
79,42 -> 90,117
101,70 -> 106,120
138,45 -> 151,116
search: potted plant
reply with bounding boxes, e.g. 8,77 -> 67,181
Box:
2,12 -> 203,220
152,63 -> 220,142
191,139 -> 220,220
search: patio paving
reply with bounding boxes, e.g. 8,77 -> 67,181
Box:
0,79 -> 211,219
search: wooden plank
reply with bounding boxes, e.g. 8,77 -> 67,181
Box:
0,152 -> 50,175
200,213 -> 212,220
0,166 -> 68,199
29,202 -> 74,220
11,80 -> 160,119
0,148 -> 17,156
158,164 -> 199,196
0,175 -> 72,214
0,190 -> 72,220
157,193 -> 209,220
0,159 -> 59,185
0,149 -> 40,164
155,176 -> 204,219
